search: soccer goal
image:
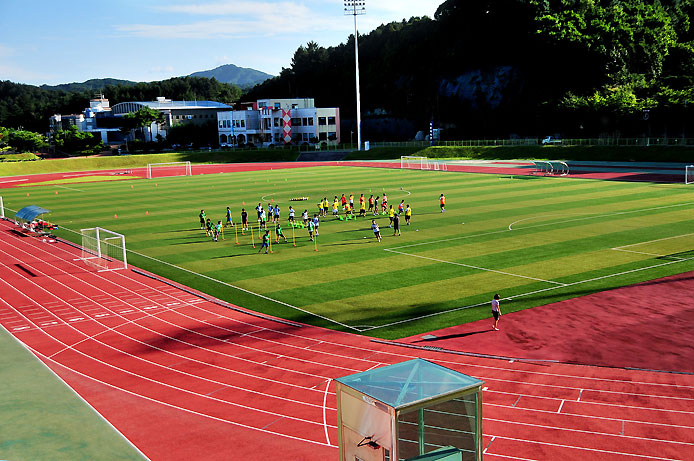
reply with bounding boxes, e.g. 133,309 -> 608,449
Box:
401,156 -> 430,170
80,227 -> 127,271
686,165 -> 694,184
146,161 -> 192,179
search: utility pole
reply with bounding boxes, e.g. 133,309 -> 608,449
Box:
344,1 -> 365,150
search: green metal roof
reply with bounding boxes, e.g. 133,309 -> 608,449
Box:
336,358 -> 483,409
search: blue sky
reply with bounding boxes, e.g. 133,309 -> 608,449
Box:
0,0 -> 442,86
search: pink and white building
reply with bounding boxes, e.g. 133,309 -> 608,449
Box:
217,98 -> 340,147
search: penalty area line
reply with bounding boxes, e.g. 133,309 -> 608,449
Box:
385,248 -> 567,286
364,252 -> 694,332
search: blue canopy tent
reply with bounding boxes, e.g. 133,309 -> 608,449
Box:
15,205 -> 56,233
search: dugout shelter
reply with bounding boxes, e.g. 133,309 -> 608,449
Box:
15,205 -> 56,235
336,358 -> 484,461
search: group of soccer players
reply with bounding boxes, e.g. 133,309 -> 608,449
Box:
197,192 -> 442,249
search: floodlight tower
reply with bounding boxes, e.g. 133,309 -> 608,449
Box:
344,1 -> 365,150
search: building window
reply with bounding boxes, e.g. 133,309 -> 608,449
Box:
219,121 -> 223,128
319,132 -> 327,141
241,119 -> 245,128
307,118 -> 314,126
328,116 -> 336,125
273,118 -> 280,127
292,104 -> 299,109
274,102 -> 281,109
291,118 -> 301,126
328,132 -> 337,141
318,117 -> 327,126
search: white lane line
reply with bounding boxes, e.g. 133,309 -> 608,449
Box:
483,436 -> 496,454
0,178 -> 28,184
13,220 -> 693,400
323,379 -> 332,446
59,225 -> 359,332
385,248 -> 567,286
13,326 -> 30,331
2,234 -> 351,385
557,399 -> 565,413
0,280 -> 338,422
33,349 -> 337,449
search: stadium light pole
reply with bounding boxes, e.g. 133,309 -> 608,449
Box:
344,1 -> 365,151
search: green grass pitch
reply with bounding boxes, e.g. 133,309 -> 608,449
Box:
3,166 -> 694,339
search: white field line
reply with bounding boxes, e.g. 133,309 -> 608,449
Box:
611,248 -> 686,260
484,416 -> 694,447
0,279 -> 338,426
54,185 -> 84,192
31,348 -> 337,448
56,226 -> 361,332
363,252 -> 694,331
17,224 -> 693,395
4,227 -> 693,424
612,232 -> 694,250
484,401 -> 694,431
0,178 -> 28,184
0,323 -> 152,461
486,434 -> 683,461
1,234 -> 360,382
390,201 -> 694,251
385,249 -> 567,286
6,232 -> 369,383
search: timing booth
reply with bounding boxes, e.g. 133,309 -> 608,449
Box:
336,358 -> 484,461
15,206 -> 56,235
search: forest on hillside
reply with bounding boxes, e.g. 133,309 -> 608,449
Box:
0,77 -> 242,133
246,0 -> 694,139
2,0 -> 693,140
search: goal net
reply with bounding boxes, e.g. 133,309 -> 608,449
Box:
80,227 -> 127,271
146,161 -> 192,179
401,156 -> 429,170
686,165 -> 694,184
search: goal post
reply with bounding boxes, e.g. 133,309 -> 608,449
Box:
686,165 -> 694,184
80,227 -> 127,271
401,156 -> 429,170
146,161 -> 192,179
0,196 -> 4,219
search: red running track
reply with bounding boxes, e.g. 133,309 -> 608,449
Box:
0,160 -> 684,188
1,219 -> 693,460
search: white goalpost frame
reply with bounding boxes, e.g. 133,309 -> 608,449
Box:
80,227 -> 127,271
686,165 -> 694,184
0,196 -> 4,219
400,156 -> 429,170
146,161 -> 192,179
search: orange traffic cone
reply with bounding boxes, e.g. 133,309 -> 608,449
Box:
114,214 -> 118,218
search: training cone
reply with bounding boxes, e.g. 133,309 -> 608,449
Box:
114,214 -> 118,218
26,193 -> 29,196
156,183 -> 158,187
55,191 -> 58,194
242,201 -> 245,205
131,185 -> 133,189
145,211 -> 149,215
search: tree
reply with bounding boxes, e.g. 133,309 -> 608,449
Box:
53,125 -> 104,155
7,129 -> 46,152
122,106 -> 166,142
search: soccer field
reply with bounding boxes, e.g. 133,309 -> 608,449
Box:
3,165 -> 694,338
